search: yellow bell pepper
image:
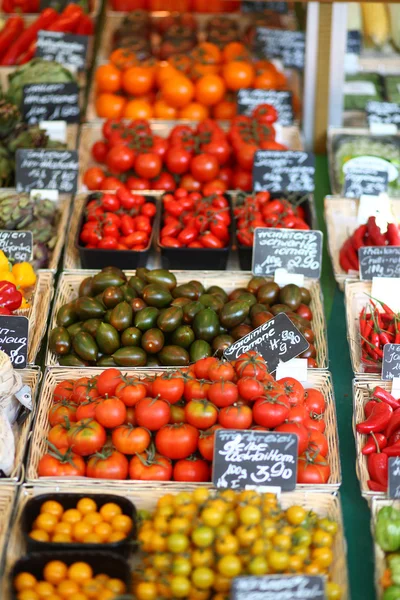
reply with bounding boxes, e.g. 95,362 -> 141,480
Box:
0,251 -> 11,272
0,271 -> 16,285
19,297 -> 30,309
12,263 -> 36,289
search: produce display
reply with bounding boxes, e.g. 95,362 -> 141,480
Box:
376,505 -> 400,600
48,267 -> 319,367
36,353 -> 331,483
357,297 -> 398,373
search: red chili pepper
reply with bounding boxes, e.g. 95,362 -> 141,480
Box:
16,41 -> 36,65
75,14 -> 94,35
0,17 -> 24,61
361,334 -> 384,359
389,430 -> 400,446
351,224 -> 368,251
362,432 -> 388,455
387,222 -> 400,246
368,451 -> 388,486
0,281 -> 22,311
372,386 -> 400,409
365,400 -> 380,418
359,306 -> 367,338
369,295 -> 396,319
385,407 -> 400,439
367,216 -> 386,246
356,401 -> 393,434
383,441 -> 400,456
367,480 -> 387,492
339,238 -> 359,271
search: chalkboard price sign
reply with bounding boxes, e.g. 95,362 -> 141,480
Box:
347,30 -> 362,55
242,1 -> 288,13
253,150 -> 315,193
359,246 -> 400,280
36,30 -> 88,71
223,312 -> 309,372
389,457 -> 400,499
237,89 -> 294,125
255,27 -> 305,69
0,231 -> 33,263
15,149 -> 79,194
366,101 -> 400,127
252,228 -> 323,279
382,344 -> 400,380
22,83 -> 80,125
0,315 -> 29,368
212,429 -> 298,491
231,575 -> 325,600
343,167 -> 388,198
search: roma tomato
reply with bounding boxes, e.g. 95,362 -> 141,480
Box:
112,425 -> 151,455
173,458 -> 210,482
208,380 -> 238,408
218,404 -> 253,429
129,452 -> 172,480
38,449 -> 86,478
277,377 -> 305,406
67,419 -> 107,456
185,399 -> 218,429
252,394 -> 290,428
155,423 -> 199,459
297,452 -> 330,484
152,375 -> 184,404
95,397 -> 127,428
135,397 -> 171,430
87,448 -> 129,480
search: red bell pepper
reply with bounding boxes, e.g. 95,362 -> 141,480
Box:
0,281 -> 22,312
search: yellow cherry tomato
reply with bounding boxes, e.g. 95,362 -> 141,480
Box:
67,562 -> 93,584
76,498 -> 97,515
83,512 -> 103,527
217,555 -> 242,578
100,502 -> 122,522
40,501 -> 63,519
35,514 -> 58,534
111,514 -> 132,534
286,506 -> 306,526
94,522 -> 113,542
61,509 -> 81,525
29,530 -> 50,542
135,581 -> 158,600
43,561 -> 68,586
14,572 -> 37,592
56,580 -> 80,598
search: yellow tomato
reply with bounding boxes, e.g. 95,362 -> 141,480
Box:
191,548 -> 214,568
135,581 -> 158,600
169,517 -> 191,534
14,572 -> 37,592
35,514 -> 58,534
167,532 -> 189,553
215,534 -> 239,555
272,533 -> 292,551
17,591 -> 39,600
82,533 -> 102,543
213,574 -> 230,593
100,502 -> 122,522
56,580 -> 80,598
43,562 -> 68,586
286,506 -> 306,526
172,557 -> 192,577
108,531 -> 126,542
51,534 -> 72,544
61,509 -> 81,525
105,578 -> 126,594
53,523 -> 72,536
40,501 -> 63,519
268,550 -> 289,572
312,529 -> 333,548
191,567 -> 214,590
67,562 -> 93,584
248,556 -> 269,575
29,530 -> 50,542
83,512 -> 103,527
192,488 -> 210,504
239,505 -> 261,526
312,547 -> 333,568
170,575 -> 191,598
111,514 -> 132,534
76,498 -> 97,515
72,521 -> 92,542
192,526 -> 214,548
217,555 -> 242,578
81,580 -> 103,599
94,522 -> 113,542
153,553 -> 172,572
173,491 -> 192,506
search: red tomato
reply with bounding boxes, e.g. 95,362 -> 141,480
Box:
152,375 -> 184,404
297,303 -> 313,321
194,356 -> 219,379
47,422 -> 71,450
235,352 -> 268,380
141,202 -> 157,218
72,377 -> 99,405
96,369 -> 123,396
231,169 -> 252,191
155,423 -> 199,459
308,430 -> 329,457
218,404 -> 253,429
152,172 -> 177,191
184,379 -> 210,402
67,419 -> 107,456
185,399 -> 218,429
112,424 -> 151,454
165,147 -> 192,175
76,399 -> 99,421
106,144 -> 136,174
53,380 -> 74,403
304,389 -> 326,415
95,397 -> 127,428
135,153 -> 162,179
304,416 -> 326,433
208,381 -> 238,408
38,449 -> 86,478
129,452 -> 172,480
200,232 -> 224,248
135,397 -> 171,430
125,407 -> 136,426
101,193 -> 120,211
277,377 -> 305,406
275,422 -> 310,454
48,401 -> 77,427
84,167 -> 105,190
288,405 -> 309,424
127,176 -> 150,190
98,236 -> 119,249
237,377 -> 265,402
115,380 -> 147,407
297,452 -> 330,484
87,448 -> 129,480
173,458 -> 210,482
198,425 -> 222,461
170,402 -> 186,424
190,153 -> 219,183
208,361 -> 235,382
252,394 -> 290,428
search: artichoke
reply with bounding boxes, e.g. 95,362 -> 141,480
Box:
32,242 -> 49,270
0,97 -> 21,139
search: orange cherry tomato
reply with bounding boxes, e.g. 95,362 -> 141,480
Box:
195,74 -> 225,106
153,99 -> 178,119
179,102 -> 209,120
95,64 -> 122,93
95,93 -> 126,119
162,76 -> 194,108
122,66 -> 154,96
222,61 -> 255,91
123,99 -> 153,119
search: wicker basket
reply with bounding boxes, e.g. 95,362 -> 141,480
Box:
371,496 -> 400,599
4,483 -> 349,600
25,270 -> 54,364
0,366 -> 41,484
78,121 -> 304,190
0,484 -> 17,571
45,270 -> 328,368
324,195 -> 400,291
26,365 -> 339,490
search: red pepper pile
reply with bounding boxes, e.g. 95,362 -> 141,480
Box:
0,5 -> 93,66
0,281 -> 22,315
234,191 -> 309,247
359,297 -> 399,372
79,189 -> 156,251
339,216 -> 400,273
160,188 -> 231,249
357,386 -> 400,492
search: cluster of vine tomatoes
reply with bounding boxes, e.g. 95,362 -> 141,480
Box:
234,191 -> 310,247
79,189 -> 156,251
37,352 -> 330,484
160,188 -> 231,249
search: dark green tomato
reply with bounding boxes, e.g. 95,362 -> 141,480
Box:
121,327 -> 142,347
102,266 -> 127,281
91,271 -> 125,295
219,301 -> 249,329
94,293 -> 106,308
97,355 -> 117,367
128,275 -> 146,295
230,324 -> 253,340
136,267 -> 150,281
193,308 -> 220,342
250,303 -> 270,318
199,294 -> 224,312
96,323 -> 120,355
247,276 -> 267,295
157,306 -> 183,333
59,354 -> 88,367
104,309 -> 112,324
82,319 -> 102,338
207,285 -> 228,303
110,301 -> 133,331
170,325 -> 195,349
257,282 -> 280,305
182,301 -> 203,324
188,280 -> 205,295
75,297 -> 106,320
67,322 -> 84,338
134,307 -> 159,331
158,345 -> 190,366
289,313 -> 311,329
57,302 -> 78,328
189,339 -> 211,362
131,298 -> 147,313
146,355 -> 161,367
113,346 -> 147,367
218,325 -> 228,335
142,328 -> 165,354
142,284 -> 172,308
171,297 -> 191,308
79,276 -> 94,297
279,284 -> 302,311
102,286 -> 125,309
145,269 -> 177,290
72,332 -> 99,362
251,311 -> 274,328
172,283 -> 200,300
212,334 -> 234,356
236,292 -> 257,308
299,287 -> 311,305
270,304 -> 292,316
49,327 -> 71,355
229,287 -> 248,301
120,284 -> 137,303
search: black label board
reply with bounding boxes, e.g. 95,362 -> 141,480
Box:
255,27 -> 305,69
231,575 -> 325,600
0,316 -> 29,368
223,312 -> 309,371
212,429 -> 298,491
252,228 -> 323,279
36,30 -> 88,71
343,167 -> 388,198
0,231 -> 33,263
237,89 -> 294,125
389,457 -> 400,498
40,0 -> 69,10
242,1 -> 288,13
253,150 -> 315,193
347,30 -> 362,55
15,149 -> 78,193
359,246 -> 400,280
382,344 -> 400,380
366,101 -> 400,126
22,83 -> 80,125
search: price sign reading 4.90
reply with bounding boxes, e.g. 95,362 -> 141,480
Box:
212,429 -> 298,491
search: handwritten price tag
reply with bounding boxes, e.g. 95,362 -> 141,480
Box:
253,151 -> 315,193
0,316 -> 29,368
231,575 -> 325,600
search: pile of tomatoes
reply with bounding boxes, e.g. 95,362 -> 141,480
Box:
79,189 -> 156,251
83,111 -> 286,194
37,352 -> 330,485
160,188 -> 231,249
234,191 -> 310,247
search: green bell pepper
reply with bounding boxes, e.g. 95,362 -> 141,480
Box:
383,585 -> 400,600
376,507 -> 400,552
388,555 -> 400,585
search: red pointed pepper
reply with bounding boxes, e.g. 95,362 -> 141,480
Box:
385,408 -> 400,440
357,401 -> 393,434
372,386 -> 400,409
362,432 -> 388,455
368,451 -> 388,487
383,441 -> 400,456
367,480 -> 387,492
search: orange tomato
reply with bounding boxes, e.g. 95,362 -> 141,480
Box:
192,42 -> 221,65
254,70 -> 286,90
162,75 -> 194,108
222,61 -> 255,91
195,74 -> 225,106
122,66 -> 154,96
153,99 -> 178,119
123,99 -> 153,119
179,102 -> 209,120
95,64 -> 122,93
95,93 -> 126,119
191,63 -> 220,79
168,54 -> 193,75
212,99 -> 237,120
155,62 -> 179,87
222,42 -> 250,63
110,48 -> 138,70
254,60 -> 278,72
